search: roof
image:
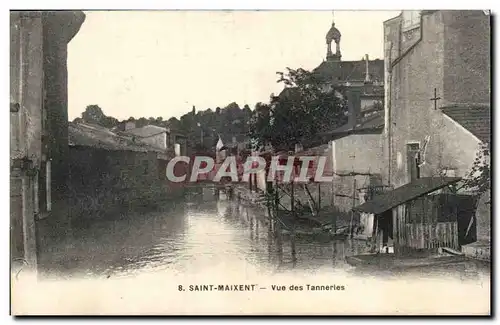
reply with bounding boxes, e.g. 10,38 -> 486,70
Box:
313,59 -> 384,84
295,143 -> 330,156
320,109 -> 385,139
123,125 -> 168,138
441,104 -> 491,143
353,177 -> 462,215
68,122 -> 164,153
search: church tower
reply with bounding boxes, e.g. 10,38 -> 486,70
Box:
326,11 -> 342,61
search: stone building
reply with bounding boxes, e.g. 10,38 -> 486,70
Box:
115,121 -> 189,156
290,11 -> 491,251
290,15 -> 387,212
382,10 -> 491,256
123,124 -> 169,151
312,15 -> 385,115
10,11 -> 85,270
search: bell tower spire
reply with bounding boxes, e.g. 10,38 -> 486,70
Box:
325,11 -> 342,61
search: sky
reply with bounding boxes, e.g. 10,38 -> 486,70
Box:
67,10 -> 398,121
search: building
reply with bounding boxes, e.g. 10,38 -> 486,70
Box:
122,124 -> 169,151
382,10 -> 491,257
284,14 -> 387,212
115,121 -> 189,157
285,12 -> 491,259
67,122 -> 184,217
312,14 -> 385,113
10,11 -> 85,270
169,128 -> 188,156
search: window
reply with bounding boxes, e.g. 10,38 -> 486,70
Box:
406,143 -> 420,182
142,160 -> 149,175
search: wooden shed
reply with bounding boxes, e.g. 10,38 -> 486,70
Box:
353,177 -> 477,256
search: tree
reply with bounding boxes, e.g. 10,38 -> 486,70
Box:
81,105 -> 105,124
461,142 -> 490,199
80,105 -> 119,128
248,67 -> 348,151
248,102 -> 270,148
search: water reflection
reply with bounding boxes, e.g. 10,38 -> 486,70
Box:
37,192 -> 490,285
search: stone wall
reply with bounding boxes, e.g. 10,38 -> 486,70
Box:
67,146 -> 184,218
385,11 -> 486,188
442,11 -> 490,104
331,133 -> 385,211
42,11 -> 86,201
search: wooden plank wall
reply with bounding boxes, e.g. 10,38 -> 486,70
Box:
393,201 -> 460,254
400,222 -> 459,250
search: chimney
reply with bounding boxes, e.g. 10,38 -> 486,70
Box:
347,89 -> 361,129
364,54 -> 372,84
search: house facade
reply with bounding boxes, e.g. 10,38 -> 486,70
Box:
298,15 -> 387,212
383,10 -> 491,246
123,124 -> 169,151
10,11 -> 85,270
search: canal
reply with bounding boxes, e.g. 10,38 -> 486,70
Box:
22,189 -> 490,314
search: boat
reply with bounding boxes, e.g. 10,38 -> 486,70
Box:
345,250 -> 469,270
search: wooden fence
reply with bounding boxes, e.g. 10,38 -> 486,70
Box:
399,222 -> 459,251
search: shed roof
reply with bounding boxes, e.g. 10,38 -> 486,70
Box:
441,104 -> 491,143
353,177 -> 461,215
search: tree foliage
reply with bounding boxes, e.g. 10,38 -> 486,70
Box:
461,142 -> 490,198
74,101 -> 254,151
248,67 -> 348,151
77,105 -> 119,128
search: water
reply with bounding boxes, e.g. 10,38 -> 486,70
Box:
37,195 -> 370,278
28,190 -> 490,314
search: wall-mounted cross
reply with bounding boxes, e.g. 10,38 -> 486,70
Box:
430,88 -> 441,110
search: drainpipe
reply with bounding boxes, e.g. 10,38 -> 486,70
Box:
384,43 -> 393,187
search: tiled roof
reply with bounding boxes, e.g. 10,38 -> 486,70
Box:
313,59 -> 384,84
353,177 -> 462,215
441,104 -> 491,143
68,122 -> 164,153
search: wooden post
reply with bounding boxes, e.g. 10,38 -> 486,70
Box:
349,178 -> 357,237
331,179 -> 336,235
371,215 -> 379,253
393,207 -> 400,256
291,180 -> 296,262
318,183 -> 321,213
46,160 -> 51,212
266,185 -> 273,234
275,182 -> 282,250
